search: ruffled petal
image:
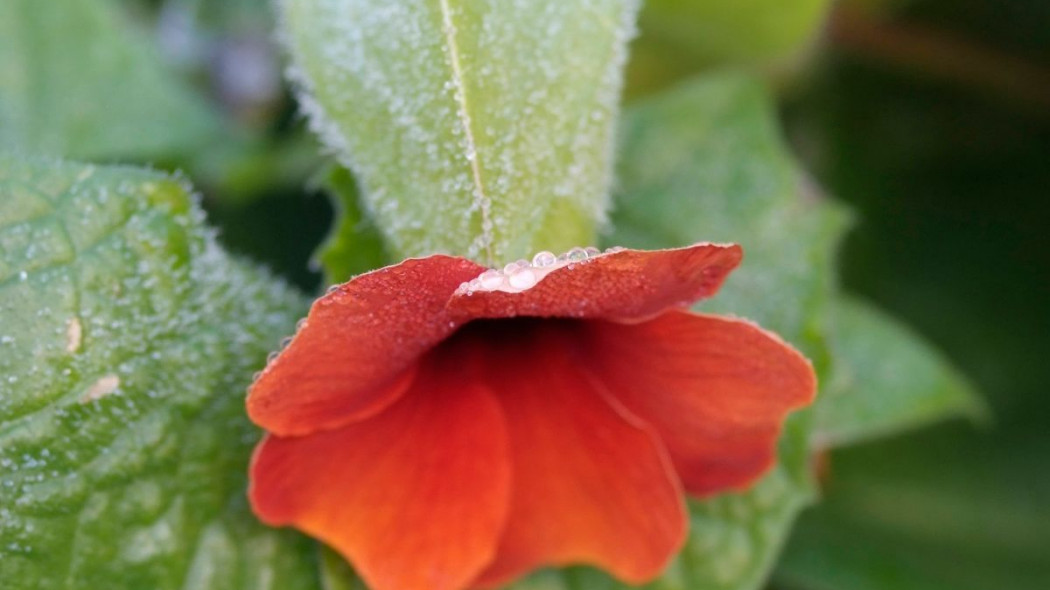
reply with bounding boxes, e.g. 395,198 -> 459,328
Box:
448,243 -> 741,324
247,255 -> 486,436
249,345 -> 511,590
579,310 -> 816,496
468,321 -> 686,588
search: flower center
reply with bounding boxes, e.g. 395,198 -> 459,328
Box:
457,246 -> 624,295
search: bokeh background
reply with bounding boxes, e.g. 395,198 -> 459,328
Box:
7,0 -> 1048,587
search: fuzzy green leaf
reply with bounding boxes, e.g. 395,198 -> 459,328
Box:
0,156 -> 316,589
280,0 -> 639,264
0,0 -> 217,160
814,296 -> 987,448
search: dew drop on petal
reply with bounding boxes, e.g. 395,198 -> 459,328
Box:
503,259 -> 531,274
507,268 -> 538,290
532,251 -> 557,267
563,247 -> 588,262
479,269 -> 504,289
584,246 -> 601,257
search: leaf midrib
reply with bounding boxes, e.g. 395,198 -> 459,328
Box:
436,0 -> 492,263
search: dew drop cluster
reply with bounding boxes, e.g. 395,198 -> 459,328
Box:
458,245 -> 624,295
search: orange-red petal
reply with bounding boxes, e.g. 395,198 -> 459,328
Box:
247,255 -> 486,436
579,310 -> 816,496
448,243 -> 741,324
469,321 -> 686,588
248,346 -> 511,590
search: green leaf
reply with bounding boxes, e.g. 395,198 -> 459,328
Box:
0,156 -> 317,589
313,166 -> 390,285
627,0 -> 832,97
0,0 -> 218,160
608,71 -> 848,364
279,0 -> 640,264
319,544 -> 364,590
814,296 -> 987,448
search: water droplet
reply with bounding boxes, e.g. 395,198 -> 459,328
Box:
507,268 -> 538,290
478,270 -> 504,289
503,259 -> 530,274
532,251 -> 557,267
584,247 -> 601,257
563,247 -> 588,262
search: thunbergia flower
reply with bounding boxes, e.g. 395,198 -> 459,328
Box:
246,243 -> 815,590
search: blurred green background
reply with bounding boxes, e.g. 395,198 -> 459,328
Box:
775,2 -> 1050,588
4,0 -> 1047,587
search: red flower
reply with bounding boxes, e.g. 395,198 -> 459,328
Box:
246,243 -> 815,590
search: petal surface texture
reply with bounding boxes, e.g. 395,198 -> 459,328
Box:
580,310 -> 816,496
247,255 -> 486,435
470,320 -> 687,587
249,346 -> 511,590
449,243 -> 742,323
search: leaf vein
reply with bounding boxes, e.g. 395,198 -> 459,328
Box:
437,0 -> 492,262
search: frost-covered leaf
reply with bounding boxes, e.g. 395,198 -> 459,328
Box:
813,296 -> 986,448
280,0 -> 639,264
314,166 -> 390,285
0,156 -> 316,589
0,0 -> 217,160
